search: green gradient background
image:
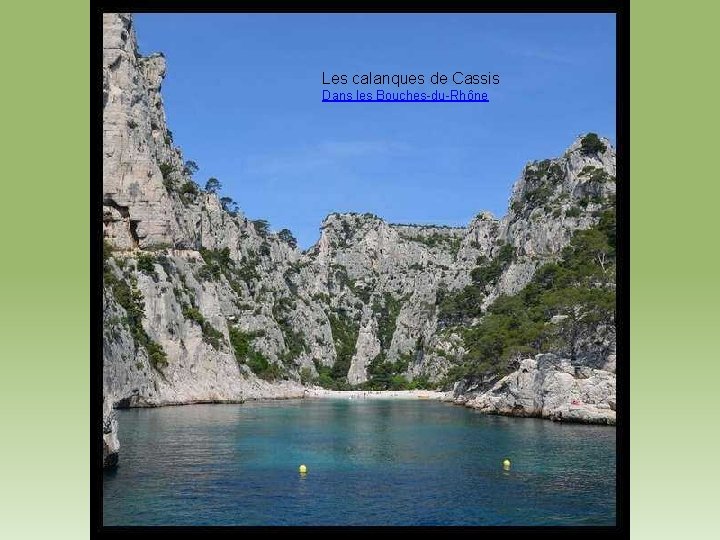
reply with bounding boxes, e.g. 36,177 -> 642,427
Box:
1,2 -> 717,538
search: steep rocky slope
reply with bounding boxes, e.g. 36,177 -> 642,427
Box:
453,354 -> 616,424
102,13 -> 617,465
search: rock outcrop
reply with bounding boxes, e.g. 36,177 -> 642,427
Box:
102,12 -> 618,466
452,354 -> 616,425
102,399 -> 119,468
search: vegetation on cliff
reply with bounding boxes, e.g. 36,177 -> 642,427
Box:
103,241 -> 168,371
443,206 -> 615,383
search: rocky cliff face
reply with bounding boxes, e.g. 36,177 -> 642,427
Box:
102,13 -> 618,465
451,354 -> 616,424
102,398 -> 119,468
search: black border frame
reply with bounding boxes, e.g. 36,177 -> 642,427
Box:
92,2 -> 629,537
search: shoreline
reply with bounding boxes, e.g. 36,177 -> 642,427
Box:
109,388 -> 450,411
110,388 -> 616,425
302,388 -> 449,400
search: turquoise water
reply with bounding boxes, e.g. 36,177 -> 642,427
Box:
103,399 -> 615,526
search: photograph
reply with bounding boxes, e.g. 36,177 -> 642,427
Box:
99,7 -> 624,529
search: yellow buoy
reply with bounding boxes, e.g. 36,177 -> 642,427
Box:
502,458 -> 511,470
298,464 -> 308,474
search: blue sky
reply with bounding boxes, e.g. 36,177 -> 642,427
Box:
134,13 -> 616,248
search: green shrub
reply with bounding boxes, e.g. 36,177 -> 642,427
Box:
196,247 -> 232,281
180,181 -> 199,196
200,323 -> 224,350
566,207 -> 582,218
220,197 -> 239,216
145,341 -> 169,371
252,219 -> 270,236
277,229 -> 298,249
181,304 -> 203,324
136,253 -> 156,275
181,303 -> 224,349
525,184 -> 553,206
549,163 -> 564,180
579,166 -> 611,184
439,244 -> 514,325
179,181 -> 200,204
102,240 -> 114,267
183,160 -> 199,176
159,162 -> 175,190
205,177 -> 221,193
236,255 -> 260,284
245,351 -> 268,376
229,327 -> 253,359
374,293 -> 402,349
300,367 -> 313,385
271,297 -> 307,361
327,312 -> 359,380
448,207 -> 616,382
281,325 -> 307,361
437,284 -> 484,325
316,370 -> 335,389
313,360 -> 350,390
580,133 -> 607,155
470,244 -> 514,287
200,247 -> 231,269
393,351 -> 413,373
363,354 -> 397,390
145,242 -> 172,252
408,375 -> 432,390
389,374 -> 409,390
104,271 -> 168,371
398,231 -> 461,253
229,327 -> 279,379
196,265 -> 217,281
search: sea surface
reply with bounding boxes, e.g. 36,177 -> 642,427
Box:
103,399 -> 616,526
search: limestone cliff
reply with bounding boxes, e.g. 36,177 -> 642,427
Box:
102,398 -> 119,468
450,354 -> 616,424
102,13 -> 618,465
